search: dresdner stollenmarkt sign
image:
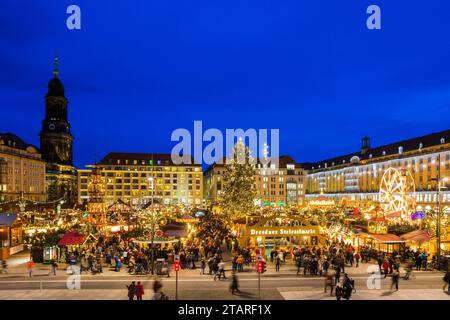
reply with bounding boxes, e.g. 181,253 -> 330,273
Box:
249,226 -> 319,237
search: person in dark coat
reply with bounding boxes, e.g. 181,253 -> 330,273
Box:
334,266 -> 341,285
229,272 -> 240,294
390,271 -> 400,292
126,281 -> 136,300
443,270 -> 450,293
275,256 -> 281,272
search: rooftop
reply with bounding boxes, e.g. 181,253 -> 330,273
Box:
302,129 -> 450,171
0,133 -> 39,152
98,152 -> 201,167
205,155 -> 305,173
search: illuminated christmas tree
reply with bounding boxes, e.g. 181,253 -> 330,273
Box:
221,138 -> 256,218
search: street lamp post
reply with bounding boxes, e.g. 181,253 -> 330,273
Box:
436,176 -> 449,269
434,153 -> 448,269
144,208 -> 163,275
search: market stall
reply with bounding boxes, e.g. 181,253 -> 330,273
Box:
0,213 -> 24,259
400,229 -> 433,253
353,232 -> 405,255
57,232 -> 97,262
239,214 -> 325,260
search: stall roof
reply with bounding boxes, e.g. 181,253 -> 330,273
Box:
133,239 -> 178,244
58,232 -> 97,246
0,213 -> 19,227
164,229 -> 188,238
401,230 -> 432,242
358,232 -> 405,243
385,211 -> 402,219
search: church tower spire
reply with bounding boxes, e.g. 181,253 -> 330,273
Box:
53,55 -> 59,78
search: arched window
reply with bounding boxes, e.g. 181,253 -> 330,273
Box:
399,146 -> 403,154
441,138 -> 445,144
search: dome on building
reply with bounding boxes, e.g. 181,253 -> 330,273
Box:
47,77 -> 65,97
350,155 -> 360,163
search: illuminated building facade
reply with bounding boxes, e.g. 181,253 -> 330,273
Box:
304,130 -> 450,209
0,133 -> 47,204
78,153 -> 203,207
204,155 -> 307,207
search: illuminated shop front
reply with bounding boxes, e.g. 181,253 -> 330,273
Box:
353,232 -> 405,254
0,213 -> 23,260
239,214 -> 325,260
351,218 -> 405,254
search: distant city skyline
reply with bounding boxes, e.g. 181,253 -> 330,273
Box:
1,1 -> 450,169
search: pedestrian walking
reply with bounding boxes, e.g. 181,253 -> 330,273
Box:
200,257 -> 206,275
1,260 -> 8,274
403,263 -> 415,280
390,270 -> 399,292
115,255 -> 122,272
27,259 -> 35,278
275,256 -> 281,272
382,259 -> 389,278
443,270 -> 450,294
152,279 -> 169,300
334,266 -> 341,285
50,259 -> 58,276
126,281 -> 136,301
295,255 -> 302,275
215,260 -> 226,280
135,281 -> 145,300
229,271 -> 240,294
354,252 -> 360,268
324,271 -> 334,296
377,255 -> 383,273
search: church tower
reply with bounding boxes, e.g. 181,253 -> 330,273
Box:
40,57 -> 77,207
40,56 -> 73,165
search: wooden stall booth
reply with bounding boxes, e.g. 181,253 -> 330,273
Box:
0,213 -> 24,260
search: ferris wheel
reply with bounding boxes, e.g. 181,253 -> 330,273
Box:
379,167 -> 415,215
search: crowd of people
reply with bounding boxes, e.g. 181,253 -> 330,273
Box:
57,234 -> 234,277
4,229 -> 450,300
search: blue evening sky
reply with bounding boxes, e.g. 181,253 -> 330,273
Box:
1,0 -> 449,168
